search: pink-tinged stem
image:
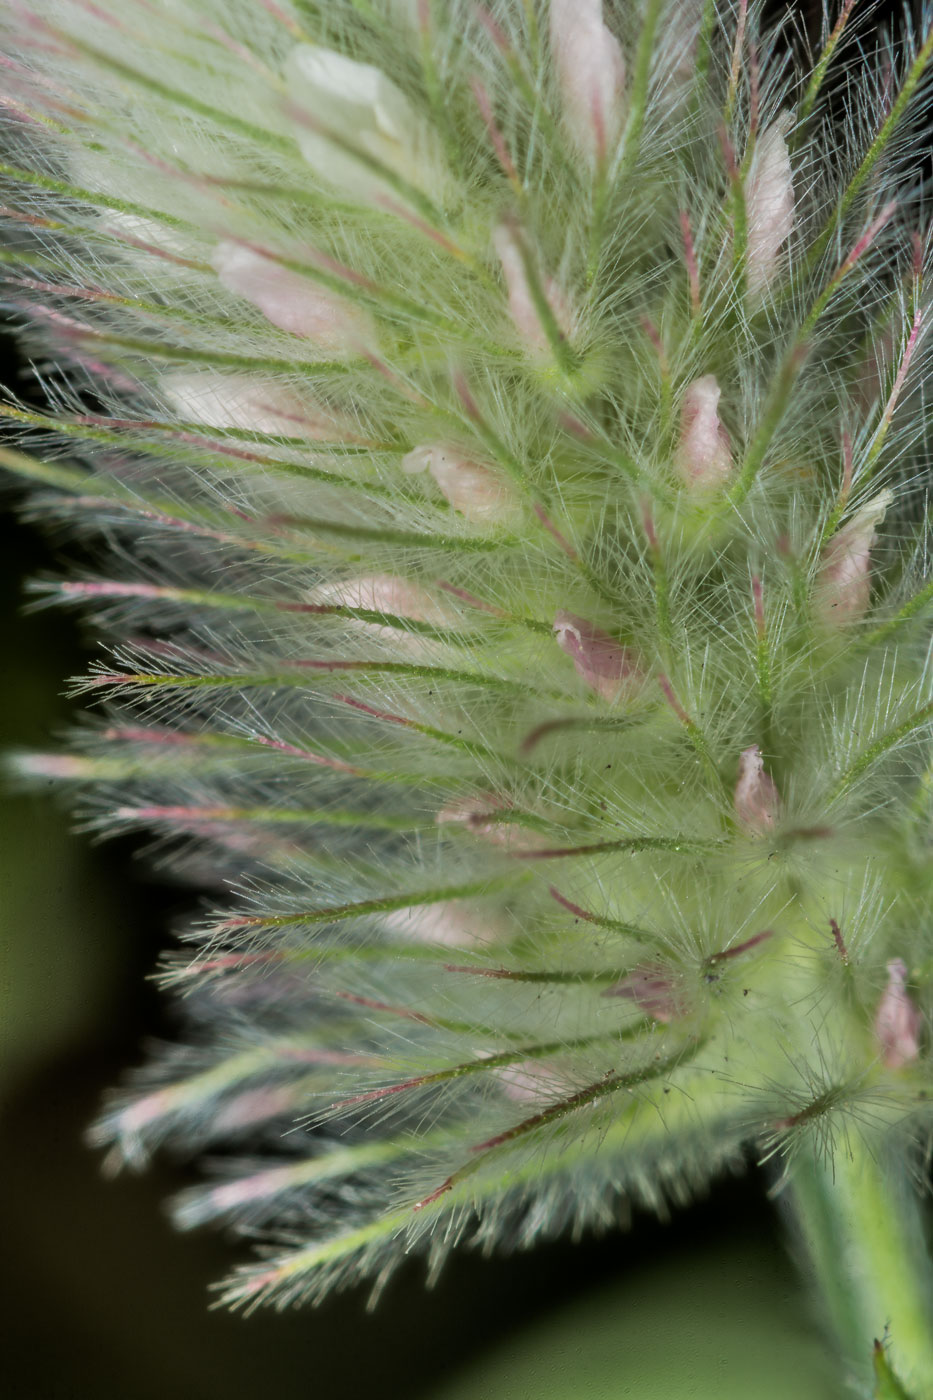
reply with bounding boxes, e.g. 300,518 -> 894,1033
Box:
679,209 -> 702,316
470,77 -> 521,195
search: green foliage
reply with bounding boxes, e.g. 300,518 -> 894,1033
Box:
875,1339 -> 917,1400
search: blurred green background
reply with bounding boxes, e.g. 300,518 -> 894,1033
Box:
0,328 -> 840,1398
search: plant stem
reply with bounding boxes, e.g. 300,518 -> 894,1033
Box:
782,1140 -> 933,1397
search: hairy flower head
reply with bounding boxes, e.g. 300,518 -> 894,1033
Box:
2,0 -> 933,1328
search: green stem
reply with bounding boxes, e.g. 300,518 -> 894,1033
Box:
784,1140 -> 933,1397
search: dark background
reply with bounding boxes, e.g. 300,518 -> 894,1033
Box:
0,3 -> 919,1395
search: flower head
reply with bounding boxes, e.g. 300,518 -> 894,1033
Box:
3,0 -> 933,1344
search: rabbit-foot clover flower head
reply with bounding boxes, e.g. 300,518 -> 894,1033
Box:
5,3 -> 933,1388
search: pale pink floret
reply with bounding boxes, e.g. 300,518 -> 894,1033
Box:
658,6 -> 704,114
745,118 -> 795,296
605,964 -> 684,1023
492,223 -> 574,358
163,370 -> 339,439
402,443 -> 521,525
675,375 -> 732,489
382,900 -> 503,948
213,1085 -> 301,1132
553,610 -> 640,702
436,793 -> 551,852
852,323 -> 898,413
734,745 -> 781,833
550,0 -> 627,168
201,1167 -> 294,1215
309,573 -> 456,626
116,1090 -> 171,1136
814,492 -> 891,628
496,1059 -> 573,1104
875,958 -> 922,1069
11,753 -> 94,779
307,573 -> 459,656
212,241 -> 374,351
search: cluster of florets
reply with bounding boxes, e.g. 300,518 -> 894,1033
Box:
1,0 -> 932,1312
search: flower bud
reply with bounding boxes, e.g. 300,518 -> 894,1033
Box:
875,958 -> 922,1068
550,0 -> 627,169
402,443 -> 520,525
211,242 -> 374,351
553,611 -> 640,703
814,491 -> 891,628
745,117 -> 795,297
285,44 -> 447,205
734,745 -> 780,833
675,375 -> 732,489
213,1086 -> 304,1133
492,223 -> 573,358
